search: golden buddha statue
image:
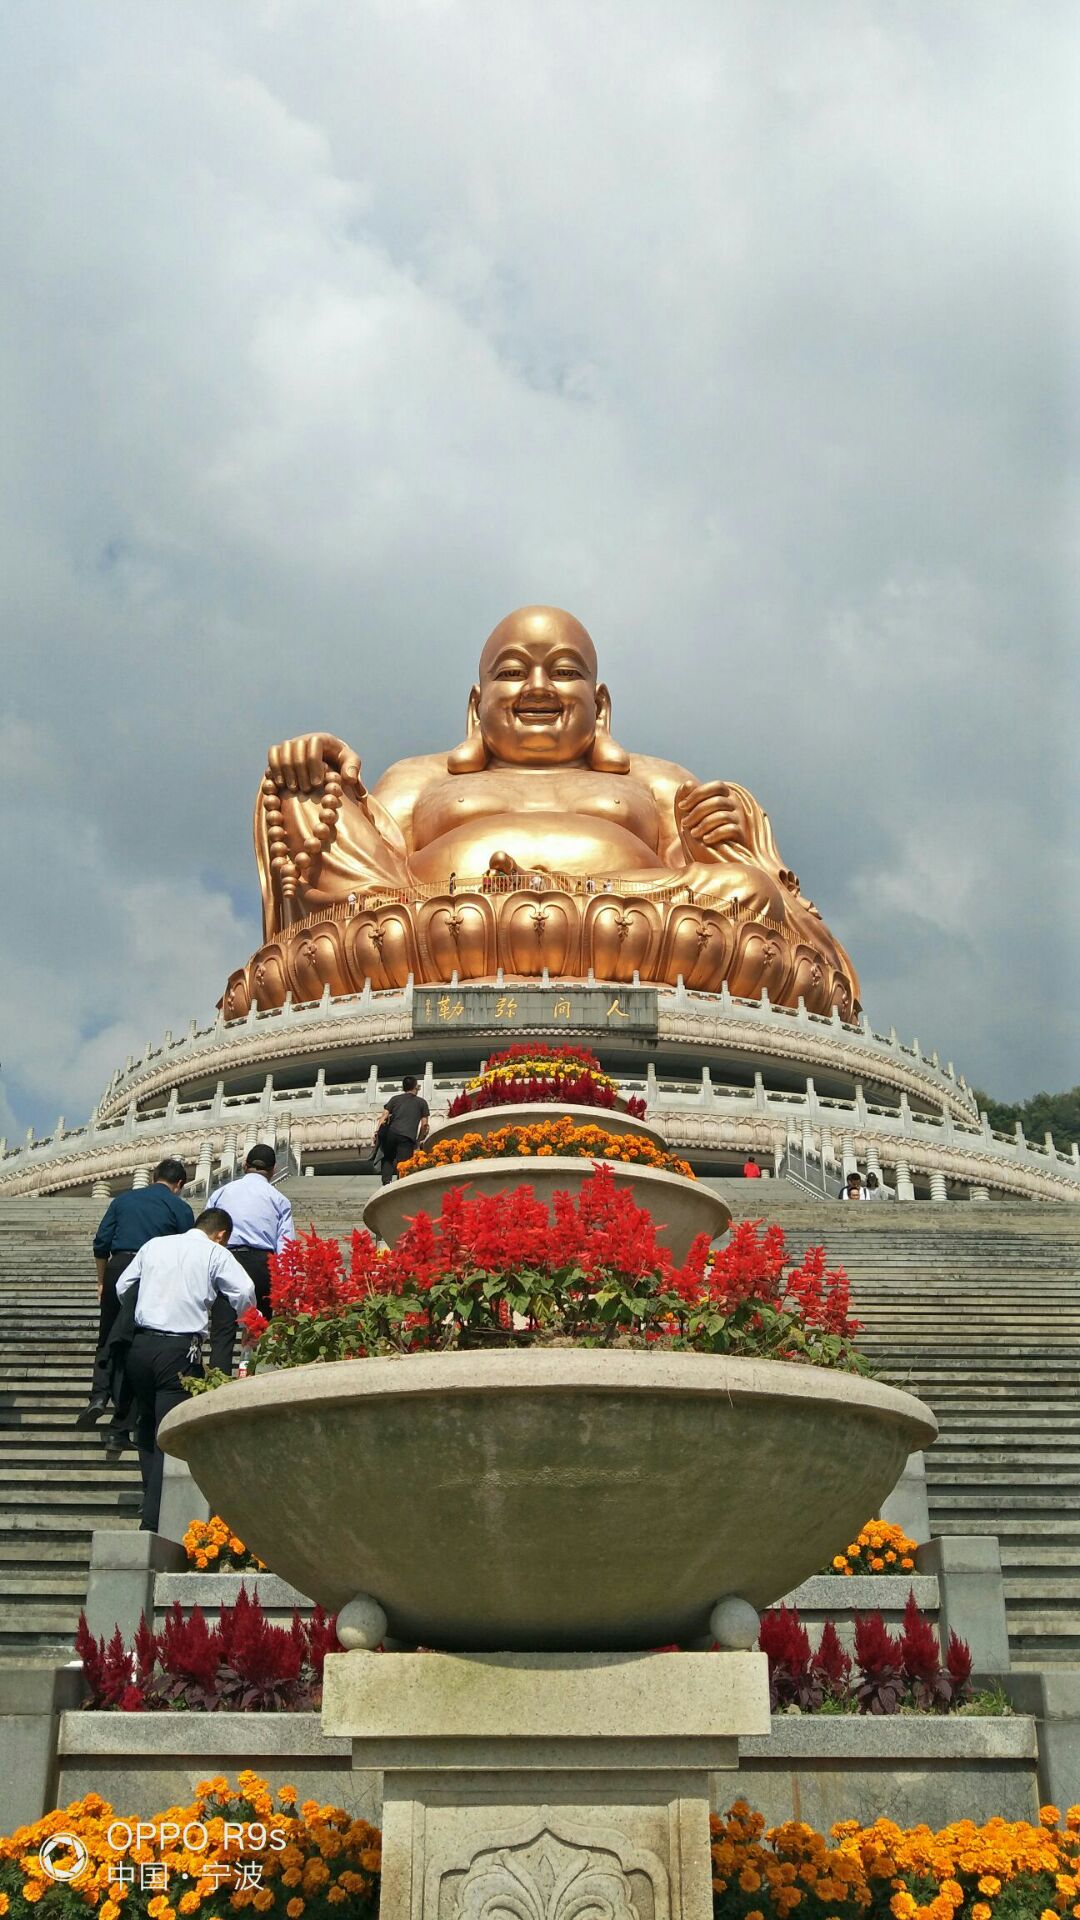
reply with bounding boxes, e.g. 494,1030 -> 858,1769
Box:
224,607 -> 858,1015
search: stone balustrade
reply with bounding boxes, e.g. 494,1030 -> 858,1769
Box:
86,977 -> 977,1127
2,1050 -> 1077,1202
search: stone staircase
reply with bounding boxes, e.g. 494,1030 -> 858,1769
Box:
0,1199 -> 143,1658
791,1207 -> 1080,1671
0,1186 -> 1077,1668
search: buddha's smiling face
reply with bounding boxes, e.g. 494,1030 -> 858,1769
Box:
476,607 -> 600,766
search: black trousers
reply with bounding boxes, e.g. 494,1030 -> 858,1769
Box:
380,1132 -> 419,1184
125,1328 -> 204,1532
208,1247 -> 272,1375
90,1252 -> 138,1401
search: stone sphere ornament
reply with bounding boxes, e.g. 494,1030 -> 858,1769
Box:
336,1592 -> 388,1650
709,1595 -> 762,1650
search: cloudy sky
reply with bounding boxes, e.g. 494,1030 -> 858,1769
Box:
1,0 -> 1076,1140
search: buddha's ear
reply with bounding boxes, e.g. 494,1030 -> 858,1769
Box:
588,683 -> 631,774
447,686 -> 490,774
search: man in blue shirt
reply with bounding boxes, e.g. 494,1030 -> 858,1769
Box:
79,1158 -> 194,1431
207,1144 -> 295,1373
116,1207 -> 256,1531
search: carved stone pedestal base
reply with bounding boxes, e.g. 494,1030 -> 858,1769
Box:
321,1650 -> 770,1920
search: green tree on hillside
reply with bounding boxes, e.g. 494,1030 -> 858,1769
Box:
973,1086 -> 1080,1154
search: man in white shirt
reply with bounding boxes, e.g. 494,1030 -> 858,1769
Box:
207,1144 -> 296,1374
116,1207 -> 256,1532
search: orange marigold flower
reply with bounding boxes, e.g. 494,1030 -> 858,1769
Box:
286,1902 -> 305,1919
1042,1806 -> 1062,1828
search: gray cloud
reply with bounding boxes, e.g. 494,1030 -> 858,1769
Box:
1,0 -> 1076,1137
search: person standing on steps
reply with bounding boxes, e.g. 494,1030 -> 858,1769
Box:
207,1144 -> 295,1374
79,1159 -> 194,1435
116,1207 -> 256,1532
375,1075 -> 431,1184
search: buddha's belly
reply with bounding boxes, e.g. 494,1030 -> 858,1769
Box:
409,814 -> 665,883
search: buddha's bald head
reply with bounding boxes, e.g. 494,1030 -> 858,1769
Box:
473,606 -> 602,767
478,606 -> 598,684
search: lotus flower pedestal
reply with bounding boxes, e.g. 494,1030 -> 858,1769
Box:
321,1648 -> 769,1920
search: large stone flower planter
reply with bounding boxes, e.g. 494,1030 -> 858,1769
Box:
425,1102 -> 667,1151
363,1155 -> 726,1260
160,1349 -> 936,1652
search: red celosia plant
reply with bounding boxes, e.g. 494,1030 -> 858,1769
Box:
243,1169 -> 862,1373
75,1589 -> 340,1712
812,1617 -> 852,1701
898,1587 -> 973,1712
852,1609 -> 906,1715
757,1597 -> 972,1715
757,1605 -> 822,1711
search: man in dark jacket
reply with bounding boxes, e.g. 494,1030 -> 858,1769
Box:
79,1159 -> 193,1431
375,1076 -> 431,1184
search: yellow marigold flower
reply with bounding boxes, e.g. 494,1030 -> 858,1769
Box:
890,1897 -> 916,1920
277,1786 -> 298,1804
976,1877 -> 1000,1896
1041,1806 -> 1062,1828
0,1899 -> 10,1917
970,1906 -> 991,1920
178,1897 -> 200,1915
23,1887 -> 46,1906
148,1898 -> 170,1917
832,1556 -> 847,1570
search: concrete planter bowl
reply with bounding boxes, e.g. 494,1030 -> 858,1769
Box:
425,1103 -> 666,1151
160,1350 -> 937,1653
363,1156 -> 727,1262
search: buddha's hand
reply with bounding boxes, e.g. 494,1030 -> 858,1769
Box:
674,779 -> 749,861
265,734 -> 365,798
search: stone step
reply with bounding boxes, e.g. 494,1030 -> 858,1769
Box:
1003,1575 -> 1080,1600
1000,1544 -> 1080,1566
0,1571 -> 90,1596
0,1604 -> 87,1634
0,1540 -> 91,1565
